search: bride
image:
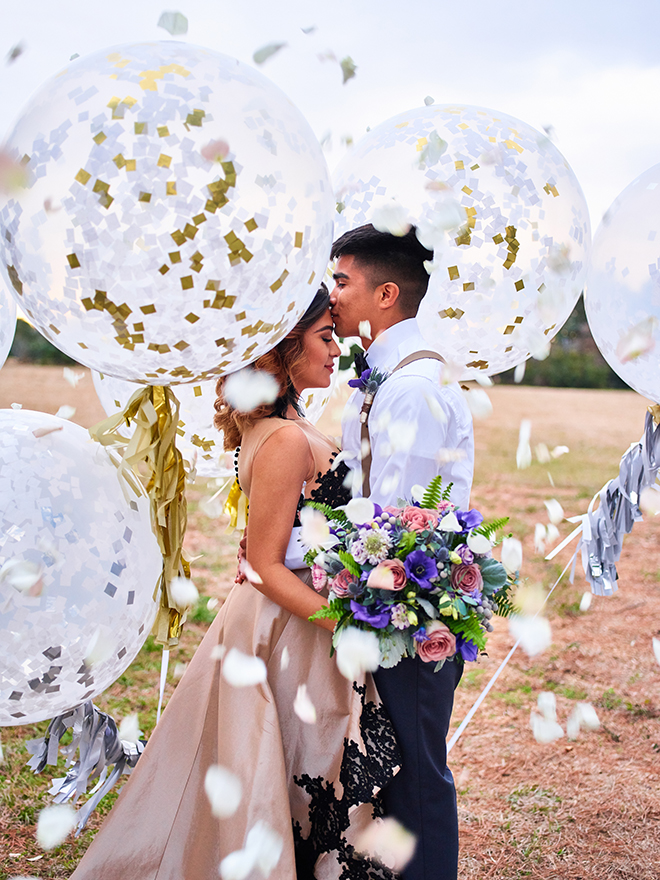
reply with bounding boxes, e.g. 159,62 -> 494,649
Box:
70,285 -> 401,880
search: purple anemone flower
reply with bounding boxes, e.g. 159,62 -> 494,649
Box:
348,368 -> 373,389
456,634 -> 479,662
456,509 -> 484,532
350,599 -> 391,629
404,550 -> 437,590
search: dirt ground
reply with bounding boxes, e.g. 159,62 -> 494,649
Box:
1,362 -> 659,879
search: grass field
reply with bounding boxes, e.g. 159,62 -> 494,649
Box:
1,365 -> 659,879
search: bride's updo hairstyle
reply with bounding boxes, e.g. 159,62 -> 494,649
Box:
214,283 -> 331,450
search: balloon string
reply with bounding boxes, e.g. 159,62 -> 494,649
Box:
156,648 -> 170,723
447,549 -> 577,755
89,385 -> 190,647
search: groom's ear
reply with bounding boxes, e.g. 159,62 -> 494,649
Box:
376,281 -> 401,311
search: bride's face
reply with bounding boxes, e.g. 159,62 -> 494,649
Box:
292,308 -> 341,392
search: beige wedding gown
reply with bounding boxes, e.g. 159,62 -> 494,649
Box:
70,417 -> 400,880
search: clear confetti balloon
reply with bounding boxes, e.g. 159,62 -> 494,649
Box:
0,42 -> 334,384
334,104 -> 590,377
0,410 -> 161,725
585,163 -> 660,402
0,284 -> 16,371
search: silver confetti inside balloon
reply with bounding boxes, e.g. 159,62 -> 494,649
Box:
0,42 -> 334,384
0,410 -> 161,726
585,163 -> 660,402
0,284 -> 16,371
334,104 -> 591,378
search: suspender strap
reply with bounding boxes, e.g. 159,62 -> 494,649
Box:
360,350 -> 446,497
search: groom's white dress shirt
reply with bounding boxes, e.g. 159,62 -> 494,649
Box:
342,318 -> 474,509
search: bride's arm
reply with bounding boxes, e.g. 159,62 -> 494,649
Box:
245,425 -> 335,632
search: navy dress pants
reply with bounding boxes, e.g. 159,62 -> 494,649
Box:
373,655 -> 463,880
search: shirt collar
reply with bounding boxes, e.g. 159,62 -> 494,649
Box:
365,318 -> 422,371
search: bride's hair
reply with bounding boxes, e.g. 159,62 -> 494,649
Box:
214,283 -> 331,450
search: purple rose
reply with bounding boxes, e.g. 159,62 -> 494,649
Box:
456,544 -> 474,565
350,599 -> 392,629
456,634 -> 479,662
456,509 -> 484,531
404,550 -> 437,590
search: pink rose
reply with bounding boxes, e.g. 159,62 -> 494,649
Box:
450,563 -> 483,597
330,568 -> 358,597
311,564 -> 328,593
367,558 -> 407,591
416,620 -> 457,663
383,506 -> 403,517
400,505 -> 439,532
437,499 -> 454,514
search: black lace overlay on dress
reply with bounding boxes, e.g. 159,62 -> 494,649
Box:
293,453 -> 352,527
292,683 -> 402,880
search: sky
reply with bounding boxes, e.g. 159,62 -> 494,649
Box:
2,0 -> 660,231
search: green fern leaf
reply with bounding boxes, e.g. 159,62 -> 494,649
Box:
338,550 -> 361,577
421,475 -> 444,509
304,500 -> 350,527
451,614 -> 487,649
441,481 -> 454,501
476,516 -> 510,538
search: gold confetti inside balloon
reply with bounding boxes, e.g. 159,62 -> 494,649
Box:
0,410 -> 162,725
0,42 -> 333,384
0,285 -> 16,370
334,104 -> 591,377
585,164 -> 660,402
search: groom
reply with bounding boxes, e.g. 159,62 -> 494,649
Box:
330,224 -> 474,880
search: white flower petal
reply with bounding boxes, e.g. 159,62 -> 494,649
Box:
640,486 -> 660,516
345,497 -> 375,524
616,317 -> 657,363
253,42 -> 287,65
169,576 -> 199,611
410,484 -> 426,504
355,817 -> 417,872
239,559 -> 263,585
501,537 -> 523,575
204,765 -> 242,818
509,615 -> 551,657
535,443 -> 551,464
300,506 -> 330,548
219,848 -> 257,880
210,644 -> 227,661
207,597 -> 219,611
516,420 -> 532,470
223,369 -> 280,413
462,388 -> 492,420
245,820 -> 284,875
466,532 -> 492,555
173,662 -> 188,680
55,405 -> 76,420
537,691 -> 557,722
424,394 -> 448,423
436,447 -> 467,464
576,702 -> 600,731
62,367 -> 85,388
513,362 -> 526,383
530,711 -> 563,744
358,320 -> 372,340
280,646 -> 290,670
335,627 -> 381,680
36,804 -> 77,850
201,139 -> 230,162
438,511 -> 461,532
118,713 -> 141,744
545,523 -> 560,544
653,637 -> 660,667
222,648 -> 267,688
293,684 -> 317,724
0,558 -> 44,594
533,523 -> 547,554
544,499 -> 564,525
566,707 -> 581,741
579,591 -> 592,612
84,627 -> 115,666
371,201 -> 411,236
550,445 -> 569,459
157,11 -> 188,35
367,565 -> 395,590
386,419 -> 418,453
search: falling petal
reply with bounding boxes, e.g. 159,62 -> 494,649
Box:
118,713 -> 141,744
371,201 -> 410,237
204,765 -> 242,818
530,711 -> 563,743
222,648 -> 267,687
246,821 -> 284,875
345,497 -> 375,524
223,369 -> 279,413
387,419 -> 417,453
300,506 -> 331,548
535,443 -> 551,464
438,511 -> 461,532
84,627 -> 115,666
513,362 -> 526,384
579,591 -> 592,612
239,559 -> 263,585
173,662 -> 187,680
467,532 -> 492,555
62,367 -> 84,388
423,95 -> 435,106
509,615 -> 551,656
199,494 -> 225,518
416,198 -> 465,243
6,43 -> 25,64
424,394 -> 448,423
201,140 -> 230,162
533,523 -> 547,554
301,25 -> 317,34
544,499 -> 564,525
537,691 -> 557,722
550,445 -> 569,459
474,375 -> 493,388
336,627 -> 381,680
170,576 -> 199,611
157,11 -> 188,35
32,425 -> 63,438
566,708 -> 581,740
576,702 -> 600,731
462,388 -> 492,420
280,646 -> 290,670
339,56 -> 357,84
358,320 -> 372,340
55,405 -> 76,420
367,564 -> 395,590
356,817 -> 417,871
516,419 -> 532,470
640,486 -> 660,515
219,848 -> 256,880
0,558 -> 43,594
653,637 -> 660,667
546,243 -> 572,275
253,43 -> 287,65
36,804 -> 77,850
0,149 -> 29,194
512,325 -> 551,360
207,597 -> 219,611
436,448 -> 467,464
418,131 -> 447,168
210,644 -> 227,661
293,684 -> 317,724
616,317 -> 657,363
501,537 -> 523,574
44,197 -> 62,213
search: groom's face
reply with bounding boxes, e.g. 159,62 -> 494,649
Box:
330,256 -> 376,340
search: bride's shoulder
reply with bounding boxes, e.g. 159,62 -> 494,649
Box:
244,417 -> 311,457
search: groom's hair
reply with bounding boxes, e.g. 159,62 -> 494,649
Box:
331,224 -> 433,317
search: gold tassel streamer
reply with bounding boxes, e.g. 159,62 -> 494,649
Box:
89,385 -> 189,647
224,478 -> 249,532
648,404 -> 660,428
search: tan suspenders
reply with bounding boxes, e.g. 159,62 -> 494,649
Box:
359,349 -> 446,497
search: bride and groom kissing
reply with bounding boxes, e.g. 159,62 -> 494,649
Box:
70,223 -> 475,880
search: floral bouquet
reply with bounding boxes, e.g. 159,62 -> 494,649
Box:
305,477 -> 517,670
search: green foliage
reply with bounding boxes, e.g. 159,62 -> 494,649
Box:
492,583 -> 518,617
305,500 -> 350,527
9,318 -> 77,365
338,341 -> 362,373
309,599 -> 344,621
421,475 -> 444,509
188,596 -> 218,625
338,549 -> 361,577
480,557 -> 509,592
476,516 -> 509,538
442,482 -> 454,501
451,614 -> 487,649
395,530 -> 417,558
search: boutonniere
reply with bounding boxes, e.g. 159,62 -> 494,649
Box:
348,367 -> 390,423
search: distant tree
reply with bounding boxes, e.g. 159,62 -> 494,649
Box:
9,319 -> 77,365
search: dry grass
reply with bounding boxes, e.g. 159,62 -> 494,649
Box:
1,367 -> 660,878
